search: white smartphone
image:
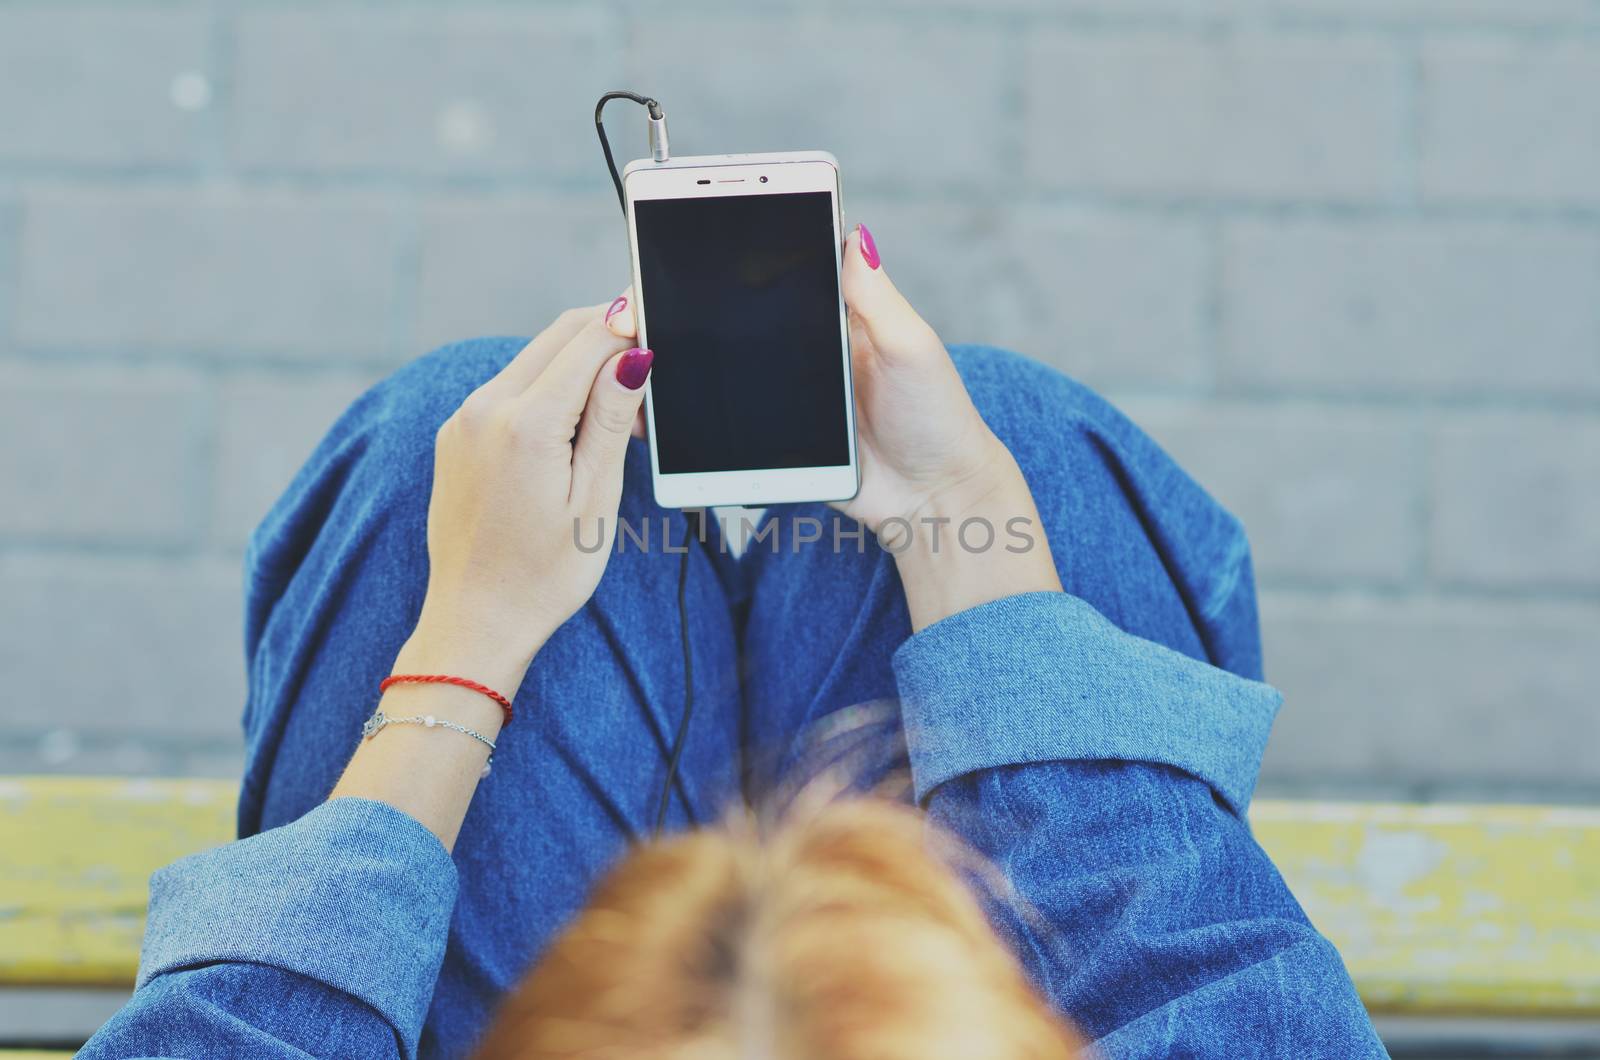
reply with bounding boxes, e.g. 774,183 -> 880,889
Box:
622,151 -> 859,508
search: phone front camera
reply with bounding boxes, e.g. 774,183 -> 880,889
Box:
759,175 -> 768,183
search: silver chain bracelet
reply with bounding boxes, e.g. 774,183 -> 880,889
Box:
361,710 -> 497,777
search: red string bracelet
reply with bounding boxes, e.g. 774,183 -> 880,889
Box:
379,674 -> 513,726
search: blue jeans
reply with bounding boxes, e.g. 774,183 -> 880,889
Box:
241,340 -> 1377,1058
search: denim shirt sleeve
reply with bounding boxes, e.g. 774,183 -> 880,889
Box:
893,591 -> 1389,1058
893,590 -> 1280,814
80,797 -> 457,1060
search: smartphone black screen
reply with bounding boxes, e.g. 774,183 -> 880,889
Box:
635,190 -> 851,475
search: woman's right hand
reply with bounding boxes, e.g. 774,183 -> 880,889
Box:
838,224 -> 1062,629
338,298 -> 650,847
398,297 -> 652,693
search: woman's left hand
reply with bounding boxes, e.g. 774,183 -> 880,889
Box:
400,296 -> 652,691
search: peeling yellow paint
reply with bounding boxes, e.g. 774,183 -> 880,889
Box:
2,779 -> 1596,1018
0,777 -> 235,986
1252,798 -> 1600,1017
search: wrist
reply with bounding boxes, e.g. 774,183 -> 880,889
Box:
395,599 -> 546,701
891,444 -> 1062,631
921,436 -> 1028,525
890,436 -> 1027,551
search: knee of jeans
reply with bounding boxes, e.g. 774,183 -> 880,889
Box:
246,337 -> 519,555
381,336 -> 527,425
947,344 -> 1123,460
336,336 -> 527,474
346,335 -> 658,523
253,337 -> 524,541
947,344 -> 1258,619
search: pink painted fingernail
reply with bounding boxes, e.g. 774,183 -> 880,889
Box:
616,347 -> 654,390
604,295 -> 629,326
858,224 -> 880,270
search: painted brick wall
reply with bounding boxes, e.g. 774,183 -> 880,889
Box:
2,1 -> 1597,799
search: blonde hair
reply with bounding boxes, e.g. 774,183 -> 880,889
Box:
474,797 -> 1082,1059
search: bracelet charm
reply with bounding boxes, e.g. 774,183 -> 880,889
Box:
361,710 -> 497,777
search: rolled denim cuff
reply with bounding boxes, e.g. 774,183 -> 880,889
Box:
892,591 -> 1281,815
137,797 -> 457,1059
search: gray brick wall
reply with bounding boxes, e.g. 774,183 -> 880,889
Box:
1,1 -> 1596,801
17,188 -> 411,359
1026,31 -> 1409,201
1221,219 -> 1600,396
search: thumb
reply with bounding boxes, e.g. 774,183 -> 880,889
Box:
603,286 -> 637,340
841,224 -> 941,362
602,287 -> 647,437
574,347 -> 651,508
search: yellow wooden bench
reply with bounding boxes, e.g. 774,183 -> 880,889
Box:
3,777 -> 1598,1054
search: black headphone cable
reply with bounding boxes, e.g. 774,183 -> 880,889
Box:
594,91 -> 697,840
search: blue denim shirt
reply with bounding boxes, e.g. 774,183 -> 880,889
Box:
82,590 -> 1387,1059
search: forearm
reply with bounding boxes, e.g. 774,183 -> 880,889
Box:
929,763 -> 1385,1056
330,603 -> 542,851
83,959 -> 406,1059
888,575 -> 1378,1052
892,441 -> 1062,631
98,798 -> 459,1060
